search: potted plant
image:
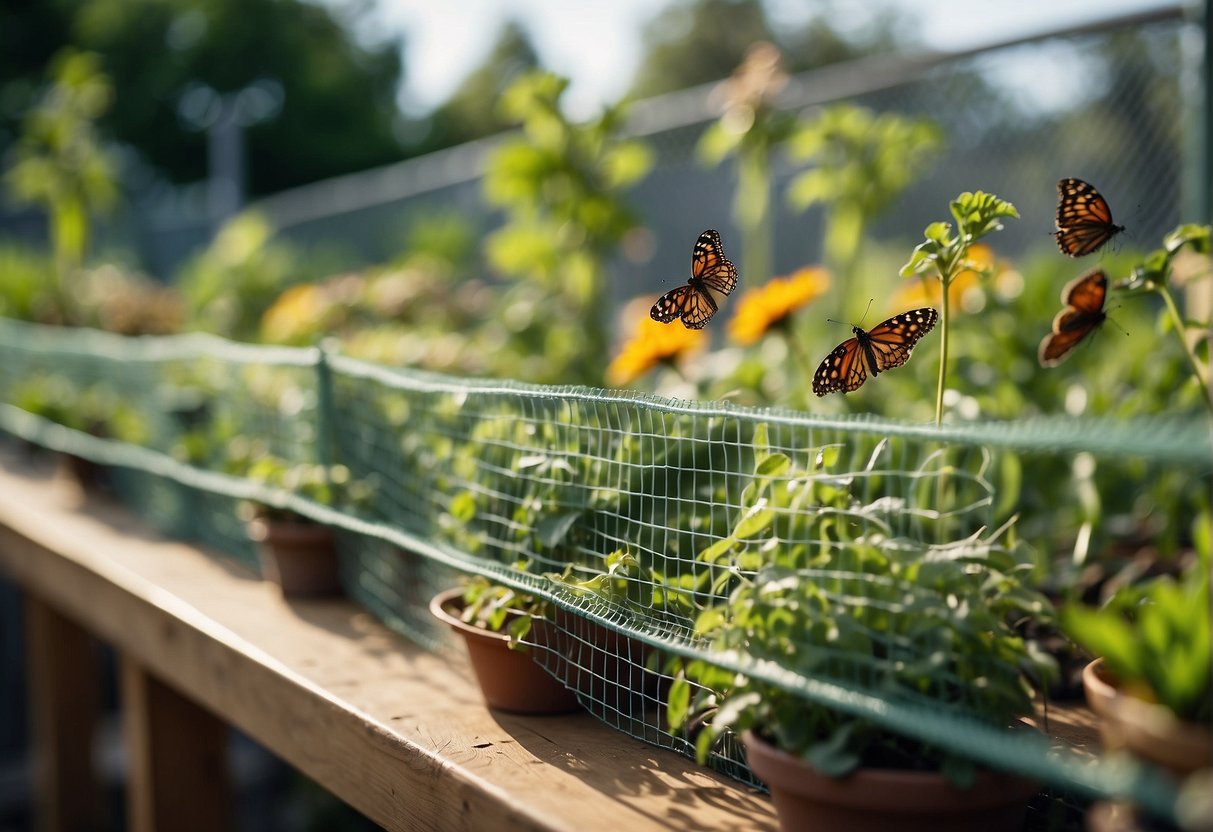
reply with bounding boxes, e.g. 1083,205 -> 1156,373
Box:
430,575 -> 580,715
1063,536 -> 1211,780
237,453 -> 354,598
668,525 -> 1054,832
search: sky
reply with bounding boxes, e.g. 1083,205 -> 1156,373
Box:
341,0 -> 1180,117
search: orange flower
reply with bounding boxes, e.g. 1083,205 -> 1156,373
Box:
889,244 -> 994,314
606,313 -> 706,386
728,267 -> 830,346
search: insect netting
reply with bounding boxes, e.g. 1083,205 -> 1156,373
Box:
0,317 -> 1207,822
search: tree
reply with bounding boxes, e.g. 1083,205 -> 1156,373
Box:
629,0 -> 776,99
628,0 -> 908,99
417,20 -> 541,154
2,0 -> 407,194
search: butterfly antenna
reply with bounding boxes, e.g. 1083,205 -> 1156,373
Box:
1105,307 -> 1130,337
859,298 -> 875,326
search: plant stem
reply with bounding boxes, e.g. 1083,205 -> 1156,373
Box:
737,147 -> 772,287
935,273 -> 951,427
1157,284 -> 1213,417
782,322 -> 815,408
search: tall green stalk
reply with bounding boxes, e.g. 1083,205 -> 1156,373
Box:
902,192 -> 1018,427
737,148 -> 773,287
934,274 -> 952,426
1122,224 -> 1213,419
1159,284 -> 1212,416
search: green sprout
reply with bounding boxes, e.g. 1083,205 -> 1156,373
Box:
901,192 -> 1019,425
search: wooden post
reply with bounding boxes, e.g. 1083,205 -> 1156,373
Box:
120,656 -> 231,832
25,595 -> 103,832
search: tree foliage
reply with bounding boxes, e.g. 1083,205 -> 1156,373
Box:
417,20 -> 540,154
2,0 -> 407,194
628,0 -> 905,99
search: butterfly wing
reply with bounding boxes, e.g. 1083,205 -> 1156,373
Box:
650,230 -> 735,328
1038,270 -> 1108,366
1055,178 -> 1124,257
864,307 -> 939,373
650,283 -> 718,329
812,337 -> 866,396
692,229 -> 739,296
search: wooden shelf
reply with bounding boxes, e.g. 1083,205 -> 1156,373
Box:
0,451 -> 777,831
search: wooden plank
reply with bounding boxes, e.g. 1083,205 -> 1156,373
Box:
0,453 -> 777,832
121,655 -> 231,832
24,596 -> 103,832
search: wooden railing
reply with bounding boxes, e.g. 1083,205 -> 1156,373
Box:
0,449 -> 778,831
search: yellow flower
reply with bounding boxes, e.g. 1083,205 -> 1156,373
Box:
260,283 -> 330,344
889,244 -> 994,314
728,267 -> 831,346
606,312 -> 706,386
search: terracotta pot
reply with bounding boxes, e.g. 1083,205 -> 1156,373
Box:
543,607 -> 669,714
1082,658 -> 1213,778
248,517 -> 341,598
430,588 -> 581,715
58,452 -> 106,491
742,730 -> 1038,832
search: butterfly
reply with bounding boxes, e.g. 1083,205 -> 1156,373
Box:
1038,269 -> 1108,367
1054,178 -> 1125,257
812,308 -> 938,396
650,229 -> 738,329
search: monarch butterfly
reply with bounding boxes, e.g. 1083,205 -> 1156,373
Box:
812,308 -> 938,396
1054,178 -> 1125,257
1038,269 -> 1108,367
650,229 -> 738,329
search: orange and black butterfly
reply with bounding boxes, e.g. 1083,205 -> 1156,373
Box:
1054,178 -> 1125,257
1038,269 -> 1108,367
812,308 -> 938,396
650,229 -> 738,329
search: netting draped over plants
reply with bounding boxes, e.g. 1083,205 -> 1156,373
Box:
1,317 -> 1208,820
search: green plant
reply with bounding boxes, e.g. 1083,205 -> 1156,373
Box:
1117,223 -> 1212,417
175,212 -> 307,341
228,442 -> 369,525
901,191 -> 1019,425
698,42 -> 796,287
669,520 -> 1054,784
3,49 -> 117,324
1062,517 -> 1210,724
787,103 -> 940,290
667,430 -> 1053,783
459,573 -> 551,645
10,375 -> 147,443
484,71 -> 652,384
0,243 -> 57,322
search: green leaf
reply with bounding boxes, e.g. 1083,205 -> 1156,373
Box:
1163,223 -> 1210,255
734,502 -> 776,539
449,491 -> 476,523
667,675 -> 691,730
698,537 -> 736,565
803,721 -> 862,777
1061,603 -> 1142,680
537,510 -> 582,548
755,453 -> 791,479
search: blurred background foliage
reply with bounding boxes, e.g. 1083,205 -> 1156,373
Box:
0,2 -> 1209,826
0,0 -> 1207,579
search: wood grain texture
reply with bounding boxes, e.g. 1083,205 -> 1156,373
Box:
0,452 -> 777,832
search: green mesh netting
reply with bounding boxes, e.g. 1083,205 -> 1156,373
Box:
1,318 -> 1209,823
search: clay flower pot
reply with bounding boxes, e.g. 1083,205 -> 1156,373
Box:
541,607 -> 667,713
741,730 -> 1038,832
248,517 -> 341,598
430,588 -> 581,715
1082,657 -> 1213,778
